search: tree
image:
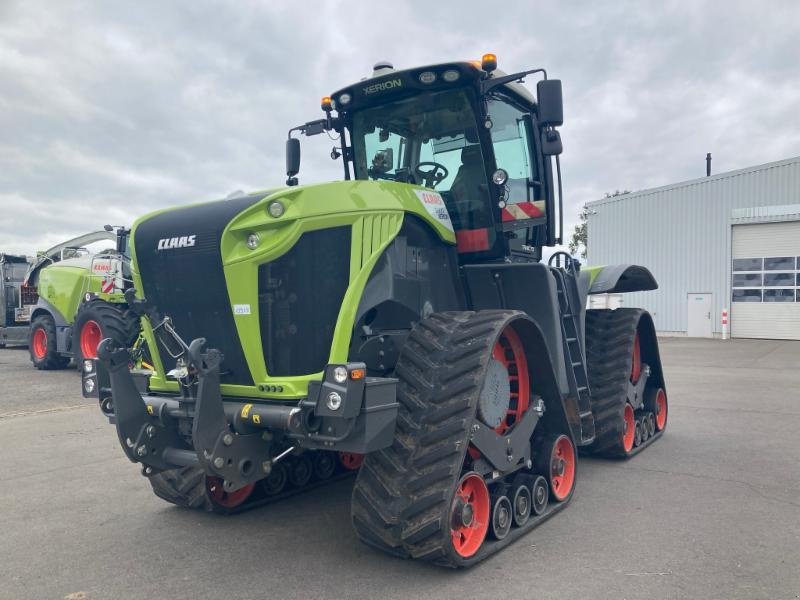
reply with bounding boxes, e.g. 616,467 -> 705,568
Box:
568,190 -> 630,258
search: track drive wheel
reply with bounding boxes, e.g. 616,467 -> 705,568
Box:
351,311 -> 547,566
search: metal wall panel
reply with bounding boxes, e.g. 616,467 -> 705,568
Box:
586,156 -> 800,334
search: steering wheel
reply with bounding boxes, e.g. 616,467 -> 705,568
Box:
414,161 -> 449,188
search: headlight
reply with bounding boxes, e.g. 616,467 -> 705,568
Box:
267,201 -> 285,218
492,168 -> 509,185
332,365 -> 348,383
246,233 -> 260,249
326,391 -> 342,411
418,71 -> 437,84
338,93 -> 351,106
442,69 -> 460,82
83,378 -> 95,394
83,359 -> 94,373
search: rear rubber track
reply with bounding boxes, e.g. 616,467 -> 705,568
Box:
584,308 -> 663,457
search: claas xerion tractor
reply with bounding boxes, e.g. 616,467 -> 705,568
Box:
84,54 -> 668,567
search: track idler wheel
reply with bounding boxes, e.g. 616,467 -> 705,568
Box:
206,476 -> 255,509
654,389 -> 668,431
623,403 -> 635,453
531,475 -> 549,516
634,421 -> 643,447
449,472 -> 491,559
313,452 -> 336,480
490,494 -> 513,540
261,463 -> 288,496
535,434 -> 577,502
511,475 -> 533,527
288,455 -> 313,488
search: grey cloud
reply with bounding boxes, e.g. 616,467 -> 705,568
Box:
1,0 -> 798,255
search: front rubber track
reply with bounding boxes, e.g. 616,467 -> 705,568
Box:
585,308 -> 664,458
351,310 -> 546,567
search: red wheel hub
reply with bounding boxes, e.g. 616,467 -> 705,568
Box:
622,403 -> 635,452
80,320 -> 103,359
490,325 -> 530,435
450,472 -> 490,558
339,452 -> 364,470
550,435 -> 576,501
655,388 -> 668,430
32,328 -> 47,359
631,332 -> 642,383
206,476 -> 255,508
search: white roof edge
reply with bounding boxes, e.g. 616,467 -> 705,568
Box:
586,155 -> 800,208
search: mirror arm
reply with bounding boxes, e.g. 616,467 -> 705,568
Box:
480,68 -> 547,95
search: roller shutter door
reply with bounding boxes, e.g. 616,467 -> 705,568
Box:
731,221 -> 800,340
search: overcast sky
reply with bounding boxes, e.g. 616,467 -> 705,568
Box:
1,0 -> 799,255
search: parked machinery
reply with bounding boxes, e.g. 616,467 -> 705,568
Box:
86,55 -> 668,567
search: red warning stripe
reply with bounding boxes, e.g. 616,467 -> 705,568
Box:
501,201 -> 545,222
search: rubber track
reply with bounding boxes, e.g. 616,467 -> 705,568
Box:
148,462 -> 356,515
585,308 -> 651,457
350,310 -> 525,567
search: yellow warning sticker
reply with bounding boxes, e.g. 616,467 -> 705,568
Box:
241,403 -> 252,418
146,405 -> 154,415
252,414 -> 261,425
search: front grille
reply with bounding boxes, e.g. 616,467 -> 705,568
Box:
259,227 -> 351,376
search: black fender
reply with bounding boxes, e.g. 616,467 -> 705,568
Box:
636,310 -> 666,394
586,264 -> 658,294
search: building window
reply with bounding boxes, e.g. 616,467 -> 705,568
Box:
732,289 -> 762,302
764,272 -> 794,286
763,289 -> 795,302
732,273 -> 762,287
732,258 -> 762,272
764,257 -> 794,270
732,256 -> 798,303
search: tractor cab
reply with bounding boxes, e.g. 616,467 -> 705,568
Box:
287,54 -> 565,261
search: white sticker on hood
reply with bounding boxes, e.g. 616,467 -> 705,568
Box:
233,304 -> 251,315
414,189 -> 454,232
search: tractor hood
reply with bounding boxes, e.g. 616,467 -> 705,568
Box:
129,180 -> 455,398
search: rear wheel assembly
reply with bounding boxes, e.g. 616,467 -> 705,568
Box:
351,311 -> 577,567
585,308 -> 668,458
29,314 -> 70,370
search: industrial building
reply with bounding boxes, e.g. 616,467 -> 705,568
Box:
586,156 -> 800,340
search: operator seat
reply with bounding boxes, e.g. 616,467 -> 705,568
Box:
450,144 -> 487,228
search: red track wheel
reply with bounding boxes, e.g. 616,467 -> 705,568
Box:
631,332 -> 642,384
339,452 -> 364,470
206,476 -> 255,509
449,472 -> 490,559
31,328 -> 47,360
536,434 -> 576,502
655,388 -> 668,431
491,325 -> 530,434
79,319 -> 103,359
622,403 -> 635,453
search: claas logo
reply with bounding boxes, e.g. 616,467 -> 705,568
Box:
157,235 -> 196,250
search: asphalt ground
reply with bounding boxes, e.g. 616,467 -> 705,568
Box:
0,337 -> 798,600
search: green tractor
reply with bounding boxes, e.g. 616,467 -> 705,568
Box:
85,55 -> 667,567
27,227 -> 139,369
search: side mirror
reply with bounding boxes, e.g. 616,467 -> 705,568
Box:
537,79 -> 563,126
286,138 -> 301,186
541,129 -> 563,156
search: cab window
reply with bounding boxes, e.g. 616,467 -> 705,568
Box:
488,97 -> 545,224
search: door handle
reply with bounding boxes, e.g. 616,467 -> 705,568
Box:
706,312 -> 711,319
